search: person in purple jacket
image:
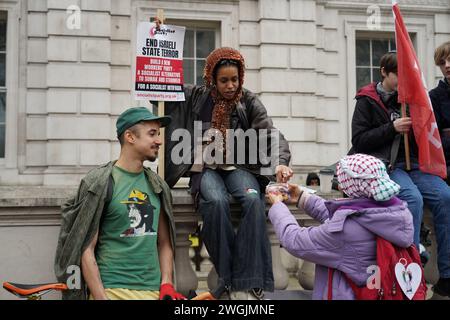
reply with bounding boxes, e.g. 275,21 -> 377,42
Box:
266,153 -> 414,300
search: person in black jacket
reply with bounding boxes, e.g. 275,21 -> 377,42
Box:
161,47 -> 293,300
429,41 -> 450,296
430,41 -> 450,184
351,52 -> 450,297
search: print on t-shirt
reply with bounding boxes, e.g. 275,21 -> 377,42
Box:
120,189 -> 157,237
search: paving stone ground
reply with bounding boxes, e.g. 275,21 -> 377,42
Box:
193,277 -> 450,300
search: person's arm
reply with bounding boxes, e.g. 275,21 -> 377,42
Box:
298,193 -> 331,224
245,90 -> 292,180
157,209 -> 185,300
163,85 -> 200,188
81,230 -> 108,300
267,199 -> 341,269
430,91 -> 450,160
157,209 -> 174,286
284,184 -> 330,223
351,98 -> 397,153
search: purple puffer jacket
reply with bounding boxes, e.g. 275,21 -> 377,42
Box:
268,194 -> 414,300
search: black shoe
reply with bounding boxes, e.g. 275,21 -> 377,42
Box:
433,278 -> 450,297
187,290 -> 198,300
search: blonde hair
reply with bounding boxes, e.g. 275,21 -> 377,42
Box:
434,41 -> 450,66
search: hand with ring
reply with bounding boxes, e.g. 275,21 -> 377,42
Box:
275,165 -> 294,183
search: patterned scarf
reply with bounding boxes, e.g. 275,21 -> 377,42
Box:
203,47 -> 245,161
337,154 -> 400,201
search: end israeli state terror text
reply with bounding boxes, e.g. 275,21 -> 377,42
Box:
142,39 -> 179,58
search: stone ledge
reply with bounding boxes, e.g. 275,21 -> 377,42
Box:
0,186 -> 77,207
0,186 -> 339,207
0,186 -> 339,228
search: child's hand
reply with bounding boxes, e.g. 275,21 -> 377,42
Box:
265,191 -> 285,205
287,184 -> 303,204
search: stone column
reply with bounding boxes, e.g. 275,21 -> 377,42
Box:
174,221 -> 198,296
207,266 -> 219,291
297,260 -> 315,290
171,189 -> 201,296
267,223 -> 289,290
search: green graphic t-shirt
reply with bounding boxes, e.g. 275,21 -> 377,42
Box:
95,166 -> 161,290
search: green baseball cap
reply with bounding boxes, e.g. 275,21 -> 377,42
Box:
116,107 -> 172,138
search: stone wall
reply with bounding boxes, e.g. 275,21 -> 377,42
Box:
239,0 -> 344,174
1,0 -> 449,185
23,0 -> 133,186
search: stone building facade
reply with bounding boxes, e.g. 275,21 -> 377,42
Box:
0,0 -> 448,186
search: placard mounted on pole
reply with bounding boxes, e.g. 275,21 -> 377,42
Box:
134,20 -> 186,101
134,10 -> 186,180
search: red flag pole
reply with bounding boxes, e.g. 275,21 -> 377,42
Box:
393,0 -> 446,178
401,103 -> 411,170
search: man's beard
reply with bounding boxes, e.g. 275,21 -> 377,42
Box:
146,149 -> 158,162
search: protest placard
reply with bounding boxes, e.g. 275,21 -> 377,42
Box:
135,22 -> 186,101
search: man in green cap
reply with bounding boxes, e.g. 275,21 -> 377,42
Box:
55,107 -> 185,300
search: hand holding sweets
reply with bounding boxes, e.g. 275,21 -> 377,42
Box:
265,182 -> 305,205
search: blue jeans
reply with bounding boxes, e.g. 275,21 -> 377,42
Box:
390,164 -> 450,278
198,168 -> 274,291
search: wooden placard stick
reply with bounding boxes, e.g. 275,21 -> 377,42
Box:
401,102 -> 411,171
156,9 -> 166,180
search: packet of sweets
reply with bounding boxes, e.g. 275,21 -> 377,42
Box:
266,182 -> 290,201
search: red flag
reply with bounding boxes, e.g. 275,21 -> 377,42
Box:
392,1 -> 447,178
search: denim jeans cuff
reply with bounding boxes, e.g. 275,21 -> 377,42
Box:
217,277 -> 232,289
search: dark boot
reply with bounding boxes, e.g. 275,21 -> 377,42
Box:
433,278 -> 450,297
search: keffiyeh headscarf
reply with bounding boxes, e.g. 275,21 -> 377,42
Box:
336,154 -> 400,201
203,47 -> 245,159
